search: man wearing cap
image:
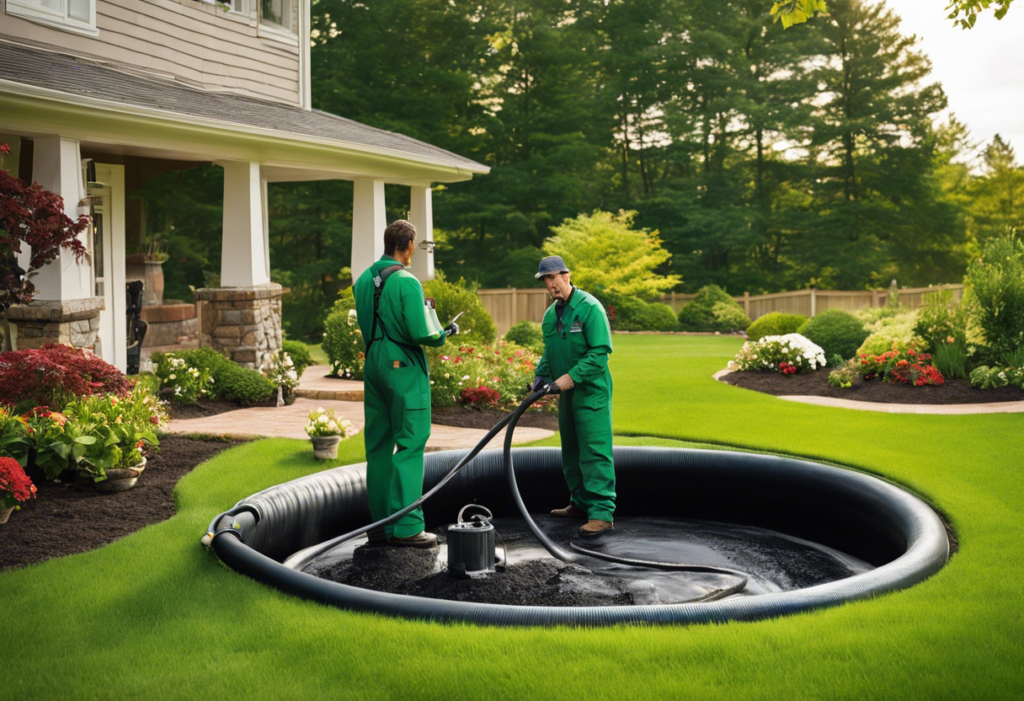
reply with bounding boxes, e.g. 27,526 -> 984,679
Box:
354,220 -> 459,548
532,256 -> 616,537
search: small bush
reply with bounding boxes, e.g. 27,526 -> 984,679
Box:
323,288 -> 364,378
746,312 -> 808,342
0,344 -> 131,410
678,285 -> 749,332
857,345 -> 943,386
216,363 -> 276,406
282,340 -> 314,377
964,235 -> 1024,361
828,366 -> 856,388
914,290 -> 967,353
505,321 -> 544,352
619,301 -> 679,332
427,341 -> 540,409
970,365 -> 1024,389
798,310 -> 870,363
422,273 -> 497,346
932,341 -> 970,380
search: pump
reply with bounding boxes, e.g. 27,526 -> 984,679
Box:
446,504 -> 503,578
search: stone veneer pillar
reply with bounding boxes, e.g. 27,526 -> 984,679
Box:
6,298 -> 104,350
194,283 -> 283,369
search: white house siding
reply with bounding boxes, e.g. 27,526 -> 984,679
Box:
0,0 -> 301,105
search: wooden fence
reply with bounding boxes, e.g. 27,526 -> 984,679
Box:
478,284 -> 965,337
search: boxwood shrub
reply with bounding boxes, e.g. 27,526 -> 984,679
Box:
504,321 -> 544,352
797,309 -> 870,363
746,312 -> 808,342
281,340 -> 313,377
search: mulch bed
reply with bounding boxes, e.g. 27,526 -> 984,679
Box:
0,434 -> 247,572
722,368 -> 1024,404
432,405 -> 560,431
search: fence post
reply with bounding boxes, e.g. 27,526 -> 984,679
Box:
810,288 -> 817,317
743,291 -> 750,317
871,289 -> 879,308
511,287 -> 517,326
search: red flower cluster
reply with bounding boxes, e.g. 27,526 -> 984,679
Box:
779,361 -> 797,375
0,343 -> 131,409
0,457 -> 37,506
0,142 -> 10,155
459,385 -> 501,408
858,346 -> 943,386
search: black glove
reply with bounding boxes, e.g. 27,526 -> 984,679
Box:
444,321 -> 460,338
530,376 -> 547,392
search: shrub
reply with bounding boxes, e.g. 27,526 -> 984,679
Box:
323,288 -> 364,378
427,341 -> 540,409
459,385 -> 501,408
964,235 -> 1024,361
613,296 -> 679,332
797,310 -> 869,363
729,334 -> 826,374
970,365 -> 1024,390
216,362 -> 276,406
678,285 -> 750,332
0,344 -> 132,410
422,273 -> 497,346
913,290 -> 967,353
504,321 -> 544,352
0,405 -> 29,466
746,312 -> 808,342
933,341 -> 969,380
828,366 -> 856,389
282,340 -> 314,377
155,355 -> 215,404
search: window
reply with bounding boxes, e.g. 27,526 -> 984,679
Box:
5,0 -> 97,35
260,0 -> 293,34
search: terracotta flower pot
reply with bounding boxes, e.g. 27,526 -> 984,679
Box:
311,435 -> 342,460
96,458 -> 147,493
0,505 -> 14,524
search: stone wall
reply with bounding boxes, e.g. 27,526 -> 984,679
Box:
194,284 -> 283,368
6,298 -> 104,350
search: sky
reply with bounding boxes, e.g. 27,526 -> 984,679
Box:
881,0 -> 1024,162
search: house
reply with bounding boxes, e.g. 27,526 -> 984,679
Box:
0,0 -> 488,370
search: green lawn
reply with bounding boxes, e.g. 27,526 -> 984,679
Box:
2,335 -> 1022,700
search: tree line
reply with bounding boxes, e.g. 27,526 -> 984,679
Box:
145,0 -> 1024,341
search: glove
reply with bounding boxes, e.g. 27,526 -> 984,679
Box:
444,321 -> 460,338
530,376 -> 547,392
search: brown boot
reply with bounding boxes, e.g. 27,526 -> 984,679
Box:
550,504 -> 587,519
579,520 -> 614,537
389,531 -> 439,548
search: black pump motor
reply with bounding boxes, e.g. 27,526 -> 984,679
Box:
446,505 -> 498,578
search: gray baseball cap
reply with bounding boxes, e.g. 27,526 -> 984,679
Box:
535,255 -> 570,279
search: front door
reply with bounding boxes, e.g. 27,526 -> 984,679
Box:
87,164 -> 126,371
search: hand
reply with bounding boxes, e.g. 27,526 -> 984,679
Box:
554,374 -> 575,392
530,376 -> 547,392
444,321 -> 459,338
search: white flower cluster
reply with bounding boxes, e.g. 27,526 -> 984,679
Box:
730,333 -> 826,374
262,351 -> 300,391
305,406 -> 358,439
160,355 -> 214,402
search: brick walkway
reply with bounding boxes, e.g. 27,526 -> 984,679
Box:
166,365 -> 554,450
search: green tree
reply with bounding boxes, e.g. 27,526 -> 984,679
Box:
543,210 -> 681,300
770,0 -> 1015,28
967,134 -> 1024,248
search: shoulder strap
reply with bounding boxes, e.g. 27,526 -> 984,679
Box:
367,265 -> 426,374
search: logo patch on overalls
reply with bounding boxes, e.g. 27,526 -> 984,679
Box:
393,360 -> 401,369
569,320 -> 583,333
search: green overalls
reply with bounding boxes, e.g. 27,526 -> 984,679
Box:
535,287 -> 616,522
354,256 -> 447,539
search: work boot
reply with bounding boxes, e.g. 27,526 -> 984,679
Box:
550,504 -> 587,519
389,531 -> 439,548
366,527 -> 387,545
578,520 -> 614,537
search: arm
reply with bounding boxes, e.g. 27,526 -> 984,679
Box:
400,277 -> 447,347
567,304 -> 613,386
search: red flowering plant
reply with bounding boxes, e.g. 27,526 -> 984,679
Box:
857,344 -> 944,385
0,456 -> 36,512
1,168 -> 89,348
0,404 -> 30,466
0,343 -> 131,410
427,341 -> 543,409
459,385 -> 501,408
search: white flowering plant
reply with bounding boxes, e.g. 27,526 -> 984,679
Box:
305,407 -> 358,439
262,351 -> 300,393
155,355 -> 215,404
728,333 -> 827,374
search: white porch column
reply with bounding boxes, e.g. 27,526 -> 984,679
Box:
408,185 -> 435,281
32,136 -> 91,301
220,161 -> 270,287
351,178 -> 386,283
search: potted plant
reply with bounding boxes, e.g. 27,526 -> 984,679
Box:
305,407 -> 356,460
0,456 -> 36,524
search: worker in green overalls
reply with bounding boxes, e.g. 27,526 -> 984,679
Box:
532,256 -> 616,537
354,220 -> 458,548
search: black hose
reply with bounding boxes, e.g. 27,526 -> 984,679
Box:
502,385 -> 749,592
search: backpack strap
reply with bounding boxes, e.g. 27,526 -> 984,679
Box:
366,265 -> 427,373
